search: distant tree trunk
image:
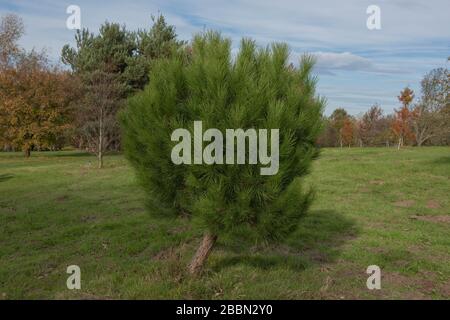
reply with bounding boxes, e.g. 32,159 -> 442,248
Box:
397,136 -> 403,150
98,146 -> 103,168
188,233 -> 217,275
24,148 -> 31,158
416,130 -> 433,147
98,108 -> 104,169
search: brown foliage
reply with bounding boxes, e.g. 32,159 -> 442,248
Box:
341,118 -> 354,147
0,55 -> 77,155
392,87 -> 415,149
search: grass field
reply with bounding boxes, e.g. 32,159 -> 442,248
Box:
0,147 -> 449,299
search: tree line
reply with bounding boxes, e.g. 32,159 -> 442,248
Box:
0,13 -> 184,167
318,67 -> 449,149
1,13 -> 449,167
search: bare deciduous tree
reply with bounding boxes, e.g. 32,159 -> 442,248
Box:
0,14 -> 24,69
412,68 -> 450,146
359,104 -> 384,146
78,71 -> 125,168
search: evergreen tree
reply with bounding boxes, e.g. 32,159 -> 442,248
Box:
120,32 -> 324,274
62,15 -> 183,166
62,22 -> 137,166
127,14 -> 185,90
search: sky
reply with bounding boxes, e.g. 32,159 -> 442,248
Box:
1,0 -> 449,116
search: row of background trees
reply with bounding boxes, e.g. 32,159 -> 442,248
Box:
319,70 -> 450,149
0,13 -> 183,167
1,13 -> 449,167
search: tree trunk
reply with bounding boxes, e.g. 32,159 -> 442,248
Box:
24,148 -> 31,158
98,149 -> 103,169
188,233 -> 217,275
397,136 -> 402,150
98,108 -> 104,169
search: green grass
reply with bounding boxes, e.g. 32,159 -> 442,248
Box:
0,147 -> 449,299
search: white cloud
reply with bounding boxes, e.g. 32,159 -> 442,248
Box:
310,51 -> 413,75
314,52 -> 373,71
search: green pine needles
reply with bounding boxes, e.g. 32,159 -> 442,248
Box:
120,31 -> 325,274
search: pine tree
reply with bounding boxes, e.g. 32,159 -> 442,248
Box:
62,22 -> 136,166
62,15 -> 183,166
120,32 -> 324,274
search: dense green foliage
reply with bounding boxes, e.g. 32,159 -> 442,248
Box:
121,32 -> 324,242
61,15 -> 183,162
61,14 -> 183,93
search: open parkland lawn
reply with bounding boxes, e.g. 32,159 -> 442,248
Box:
0,147 -> 449,299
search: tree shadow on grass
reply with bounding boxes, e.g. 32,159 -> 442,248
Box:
50,151 -> 123,158
0,174 -> 14,183
211,210 -> 358,273
432,156 -> 450,165
49,152 -> 92,158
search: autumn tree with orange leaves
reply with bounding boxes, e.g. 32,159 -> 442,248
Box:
392,87 -> 415,149
0,55 -> 77,156
341,117 -> 354,147
0,14 -> 77,156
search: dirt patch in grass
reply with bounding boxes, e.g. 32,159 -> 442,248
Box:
55,292 -> 112,300
409,215 -> 450,224
80,215 -> 96,222
56,195 -> 69,202
419,271 -> 448,296
369,180 -> 385,185
426,200 -> 441,209
407,245 -> 425,254
307,250 -> 330,263
441,281 -> 450,297
382,272 -> 429,299
78,293 -> 113,300
394,200 -> 416,207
